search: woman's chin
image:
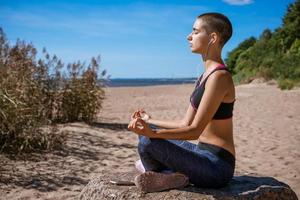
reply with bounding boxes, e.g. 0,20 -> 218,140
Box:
190,48 -> 201,54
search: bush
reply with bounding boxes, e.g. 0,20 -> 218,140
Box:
57,57 -> 106,123
277,79 -> 296,90
0,28 -> 107,153
226,0 -> 300,90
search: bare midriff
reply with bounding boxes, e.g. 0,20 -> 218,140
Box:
198,117 -> 235,156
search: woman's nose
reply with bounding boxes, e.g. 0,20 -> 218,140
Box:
187,34 -> 192,41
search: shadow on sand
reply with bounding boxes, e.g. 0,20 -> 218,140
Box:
0,125 -> 137,193
91,122 -> 129,131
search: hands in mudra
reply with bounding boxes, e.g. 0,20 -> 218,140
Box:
128,109 -> 155,137
131,109 -> 151,122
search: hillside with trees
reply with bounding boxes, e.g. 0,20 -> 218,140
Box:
226,0 -> 300,89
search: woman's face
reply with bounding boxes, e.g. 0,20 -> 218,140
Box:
187,19 -> 211,54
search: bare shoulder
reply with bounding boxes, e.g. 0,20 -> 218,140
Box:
206,70 -> 233,89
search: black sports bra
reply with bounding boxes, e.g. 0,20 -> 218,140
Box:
190,66 -> 234,120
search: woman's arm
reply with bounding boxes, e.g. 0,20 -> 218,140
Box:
129,71 -> 230,140
153,71 -> 230,139
147,104 -> 196,129
147,118 -> 185,129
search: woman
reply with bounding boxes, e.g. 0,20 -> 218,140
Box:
128,12 -> 236,192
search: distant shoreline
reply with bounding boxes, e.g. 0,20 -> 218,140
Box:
103,77 -> 198,87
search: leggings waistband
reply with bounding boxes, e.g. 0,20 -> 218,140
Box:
198,142 -> 235,167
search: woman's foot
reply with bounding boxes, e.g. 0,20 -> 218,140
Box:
134,171 -> 189,192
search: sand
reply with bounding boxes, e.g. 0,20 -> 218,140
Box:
0,82 -> 299,199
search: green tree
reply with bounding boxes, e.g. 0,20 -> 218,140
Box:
225,37 -> 256,75
226,0 -> 300,89
280,0 -> 300,52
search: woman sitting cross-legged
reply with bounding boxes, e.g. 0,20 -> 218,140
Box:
128,12 -> 236,193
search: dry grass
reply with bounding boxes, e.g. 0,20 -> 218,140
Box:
0,28 -> 106,154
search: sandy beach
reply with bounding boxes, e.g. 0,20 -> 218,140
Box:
0,82 -> 299,199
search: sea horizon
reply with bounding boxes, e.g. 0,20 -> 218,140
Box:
103,77 -> 198,87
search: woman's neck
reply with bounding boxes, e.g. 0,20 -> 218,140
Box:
203,59 -> 225,72
201,48 -> 224,72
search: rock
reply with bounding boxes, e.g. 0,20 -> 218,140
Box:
79,171 -> 298,200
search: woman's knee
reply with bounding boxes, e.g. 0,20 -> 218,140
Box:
137,136 -> 152,154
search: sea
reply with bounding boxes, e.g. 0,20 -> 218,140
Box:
103,78 -> 198,87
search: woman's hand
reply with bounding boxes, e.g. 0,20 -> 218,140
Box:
131,109 -> 151,122
128,118 -> 155,137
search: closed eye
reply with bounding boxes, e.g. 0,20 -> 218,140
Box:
192,28 -> 201,34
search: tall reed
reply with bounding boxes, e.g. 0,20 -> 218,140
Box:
0,28 -> 107,153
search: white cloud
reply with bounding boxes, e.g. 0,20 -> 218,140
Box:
222,0 -> 254,5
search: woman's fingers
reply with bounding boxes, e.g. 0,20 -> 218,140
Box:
135,118 -> 143,129
133,119 -> 138,129
127,119 -> 134,130
128,118 -> 146,133
131,109 -> 146,120
131,112 -> 135,119
131,111 -> 140,120
131,112 -> 137,120
136,118 -> 146,129
129,118 -> 154,137
129,118 -> 139,127
128,118 -> 138,130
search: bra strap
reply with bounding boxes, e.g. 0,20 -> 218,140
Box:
199,65 -> 228,86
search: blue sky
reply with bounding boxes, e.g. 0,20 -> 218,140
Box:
0,0 -> 295,78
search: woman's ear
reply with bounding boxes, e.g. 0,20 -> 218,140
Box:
209,32 -> 218,44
